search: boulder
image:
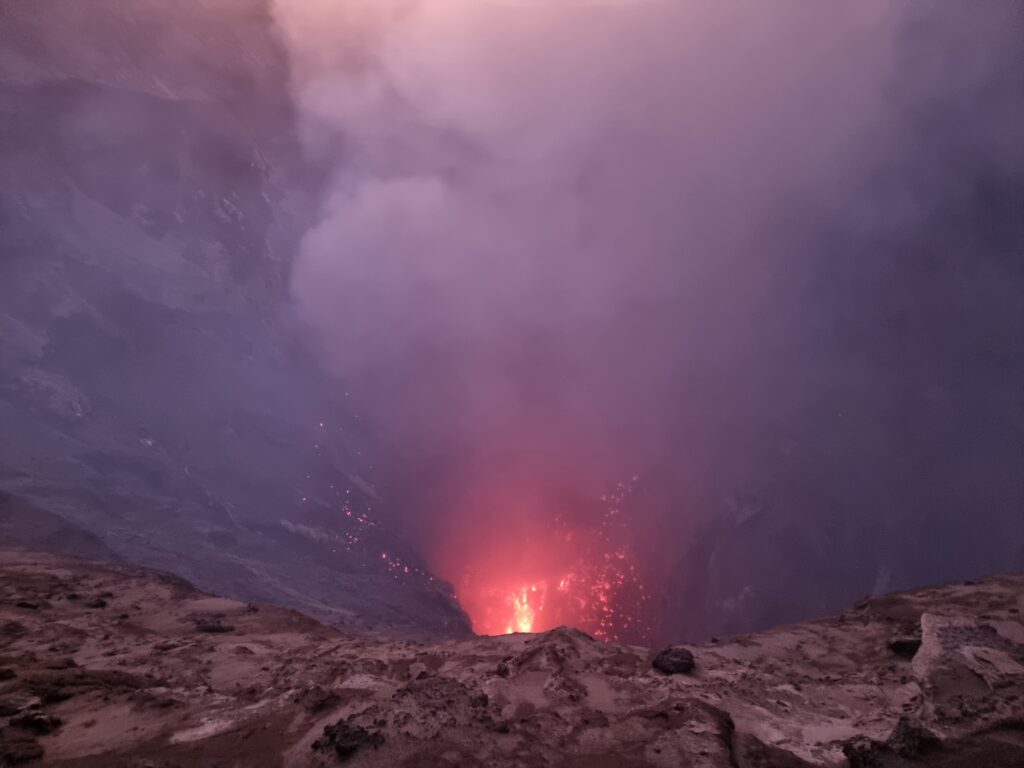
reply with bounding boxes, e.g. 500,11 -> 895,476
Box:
652,646 -> 695,674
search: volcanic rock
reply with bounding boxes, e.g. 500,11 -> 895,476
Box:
296,684 -> 341,713
885,716 -> 940,758
312,721 -> 384,761
652,645 -> 696,674
841,718 -> 941,767
888,634 -> 922,659
9,712 -> 61,735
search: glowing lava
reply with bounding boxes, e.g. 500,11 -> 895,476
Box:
455,477 -> 652,642
506,584 -> 541,634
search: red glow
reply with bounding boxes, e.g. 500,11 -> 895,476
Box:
449,477 -> 651,642
301,419 -> 653,641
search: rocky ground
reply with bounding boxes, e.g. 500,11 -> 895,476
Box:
0,549 -> 1022,767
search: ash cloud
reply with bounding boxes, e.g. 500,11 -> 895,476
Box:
272,1 -> 1024,640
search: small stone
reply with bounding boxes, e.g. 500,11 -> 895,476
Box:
652,646 -> 695,675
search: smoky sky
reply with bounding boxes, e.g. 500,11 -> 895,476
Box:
270,0 -> 1024,624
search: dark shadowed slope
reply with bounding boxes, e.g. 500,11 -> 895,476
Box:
0,1 -> 469,638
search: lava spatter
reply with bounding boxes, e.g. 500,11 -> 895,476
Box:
463,477 -> 652,643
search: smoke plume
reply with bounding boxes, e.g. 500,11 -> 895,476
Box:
271,0 -> 1024,639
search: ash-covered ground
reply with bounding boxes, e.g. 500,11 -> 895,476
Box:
2,549 -> 1024,767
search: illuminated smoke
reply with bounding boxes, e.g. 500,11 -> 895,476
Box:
272,1 -> 1024,639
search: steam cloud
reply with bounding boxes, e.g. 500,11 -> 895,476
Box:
271,1 -> 1024,638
